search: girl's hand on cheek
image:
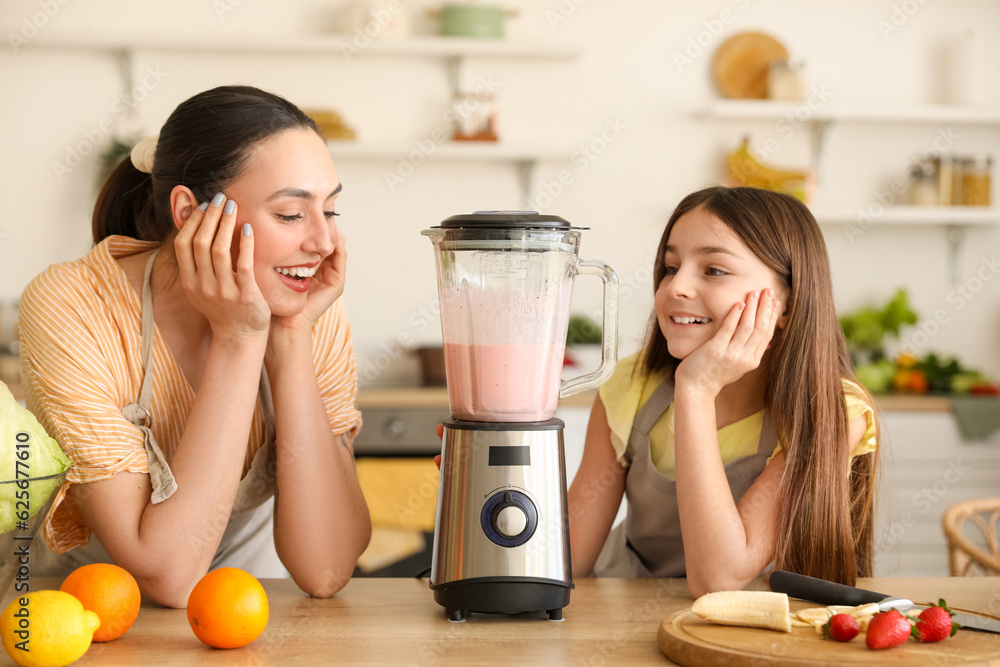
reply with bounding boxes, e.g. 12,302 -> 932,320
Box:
174,194 -> 271,342
674,288 -> 780,397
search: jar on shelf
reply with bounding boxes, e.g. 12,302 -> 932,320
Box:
767,59 -> 806,101
934,154 -> 955,205
959,154 -> 992,206
450,91 -> 498,142
908,158 -> 938,206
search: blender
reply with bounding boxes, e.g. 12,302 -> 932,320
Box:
422,211 -> 618,621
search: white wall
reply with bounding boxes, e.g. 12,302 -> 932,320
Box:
1,0 -> 998,386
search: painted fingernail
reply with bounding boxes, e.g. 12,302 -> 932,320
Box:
242,223 -> 251,236
224,200 -> 236,215
198,202 -> 208,211
211,192 -> 225,207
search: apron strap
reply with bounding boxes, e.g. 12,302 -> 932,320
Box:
121,247 -> 178,504
136,246 -> 158,419
632,380 -> 675,436
625,379 -> 675,465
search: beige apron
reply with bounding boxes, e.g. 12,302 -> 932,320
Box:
592,380 -> 776,578
35,249 -> 287,579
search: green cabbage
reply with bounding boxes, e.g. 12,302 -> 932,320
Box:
0,382 -> 71,534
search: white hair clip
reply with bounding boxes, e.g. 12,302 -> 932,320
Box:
130,135 -> 158,174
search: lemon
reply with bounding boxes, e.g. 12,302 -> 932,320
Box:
0,382 -> 72,533
1,590 -> 100,667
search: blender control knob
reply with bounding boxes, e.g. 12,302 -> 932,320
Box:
481,489 -> 538,547
495,505 -> 528,539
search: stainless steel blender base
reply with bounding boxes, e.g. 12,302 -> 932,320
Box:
430,419 -> 574,620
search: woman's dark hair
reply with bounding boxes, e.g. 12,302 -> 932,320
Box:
641,186 -> 879,586
93,85 -> 320,244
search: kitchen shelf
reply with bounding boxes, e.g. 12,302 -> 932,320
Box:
702,99 -> 1000,284
23,31 -> 583,59
704,99 -> 1000,179
812,206 -> 999,226
704,100 -> 1000,125
21,31 -> 582,96
327,141 -> 572,206
328,141 -> 571,162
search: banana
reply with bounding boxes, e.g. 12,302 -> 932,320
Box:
725,137 -> 810,202
788,602 -> 881,635
691,591 -> 792,633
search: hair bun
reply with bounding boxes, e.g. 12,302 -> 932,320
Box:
130,135 -> 158,173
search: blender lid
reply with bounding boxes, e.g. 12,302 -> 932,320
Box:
435,211 -> 586,230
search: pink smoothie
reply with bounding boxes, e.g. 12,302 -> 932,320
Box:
443,342 -> 566,422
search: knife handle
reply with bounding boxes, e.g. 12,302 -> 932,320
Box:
769,570 -> 887,606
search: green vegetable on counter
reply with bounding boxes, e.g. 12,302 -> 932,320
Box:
839,288 -> 918,364
0,382 -> 71,534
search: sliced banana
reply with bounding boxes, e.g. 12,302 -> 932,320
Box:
790,601 -> 880,634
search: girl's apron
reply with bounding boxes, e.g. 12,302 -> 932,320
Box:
34,249 -> 286,579
592,379 -> 776,578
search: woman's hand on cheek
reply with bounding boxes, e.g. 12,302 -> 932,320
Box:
674,288 -> 780,396
174,194 -> 271,342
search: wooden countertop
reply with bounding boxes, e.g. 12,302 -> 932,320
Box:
4,577 -> 997,665
357,387 -> 956,412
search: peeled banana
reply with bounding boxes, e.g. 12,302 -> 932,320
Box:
691,591 -> 792,633
725,137 -> 811,202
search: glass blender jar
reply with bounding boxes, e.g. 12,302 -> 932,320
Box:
422,211 -> 618,422
423,211 -> 618,621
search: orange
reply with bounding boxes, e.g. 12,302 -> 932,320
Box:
59,563 -> 141,642
187,568 -> 268,649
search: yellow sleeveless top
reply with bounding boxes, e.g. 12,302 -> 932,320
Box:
599,353 -> 877,479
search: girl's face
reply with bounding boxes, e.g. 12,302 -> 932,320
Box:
654,205 -> 788,360
223,127 -> 342,317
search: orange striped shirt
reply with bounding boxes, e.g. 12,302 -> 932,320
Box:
19,236 -> 362,553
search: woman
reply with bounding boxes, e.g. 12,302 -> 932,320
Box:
20,85 -> 370,607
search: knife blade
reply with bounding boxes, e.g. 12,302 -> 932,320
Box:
768,570 -> 1000,635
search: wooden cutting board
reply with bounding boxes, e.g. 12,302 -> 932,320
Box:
658,601 -> 1000,666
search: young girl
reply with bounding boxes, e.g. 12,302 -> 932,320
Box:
568,186 -> 878,597
20,85 -> 370,607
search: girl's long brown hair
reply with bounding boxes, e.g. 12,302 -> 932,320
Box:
641,186 -> 878,585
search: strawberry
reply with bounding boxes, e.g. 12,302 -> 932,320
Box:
823,613 -> 859,642
865,609 -> 912,650
913,599 -> 960,643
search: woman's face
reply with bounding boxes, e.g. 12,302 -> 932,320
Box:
654,205 -> 787,360
223,127 -> 342,317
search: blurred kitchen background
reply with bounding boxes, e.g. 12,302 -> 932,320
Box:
1,0 -> 998,579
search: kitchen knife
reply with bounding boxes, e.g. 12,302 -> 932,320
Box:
769,570 -> 1000,635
